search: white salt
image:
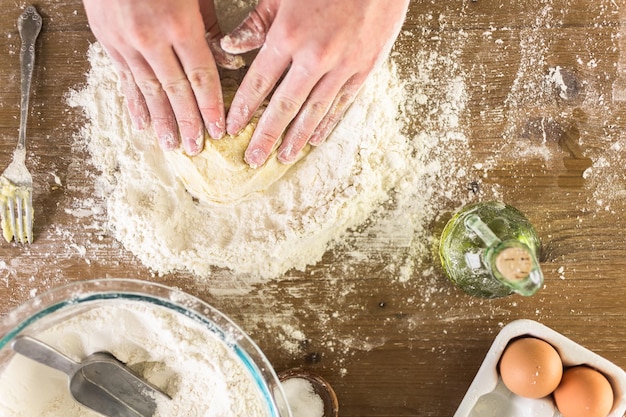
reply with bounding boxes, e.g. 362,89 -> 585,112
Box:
281,377 -> 325,417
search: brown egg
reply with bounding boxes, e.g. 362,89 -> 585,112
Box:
554,365 -> 614,417
499,337 -> 563,398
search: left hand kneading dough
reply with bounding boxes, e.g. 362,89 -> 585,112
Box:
163,83 -> 311,206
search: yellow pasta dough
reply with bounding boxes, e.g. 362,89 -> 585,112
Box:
164,86 -> 310,205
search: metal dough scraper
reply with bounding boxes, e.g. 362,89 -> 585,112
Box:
12,335 -> 170,417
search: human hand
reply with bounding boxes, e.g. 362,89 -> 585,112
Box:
221,0 -> 410,168
82,0 -> 244,155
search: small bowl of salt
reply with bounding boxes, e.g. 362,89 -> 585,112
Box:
278,368 -> 339,417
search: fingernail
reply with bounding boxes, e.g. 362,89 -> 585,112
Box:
220,35 -> 235,53
226,106 -> 250,136
278,144 -> 296,164
226,119 -> 242,136
208,122 -> 224,140
245,149 -> 267,169
308,135 -> 323,146
184,133 -> 204,156
309,124 -> 330,146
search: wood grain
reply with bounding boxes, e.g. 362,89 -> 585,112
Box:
1,1 -> 626,416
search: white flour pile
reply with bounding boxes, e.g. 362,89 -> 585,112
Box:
0,300 -> 272,416
63,0 -> 479,292
68,46 -> 412,281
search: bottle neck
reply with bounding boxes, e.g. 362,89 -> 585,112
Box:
464,213 -> 543,296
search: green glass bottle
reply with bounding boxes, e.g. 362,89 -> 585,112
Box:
439,201 -> 544,298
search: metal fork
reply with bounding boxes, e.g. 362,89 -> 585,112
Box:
0,6 -> 41,244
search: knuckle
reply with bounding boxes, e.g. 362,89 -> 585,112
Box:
136,78 -> 164,98
248,72 -> 274,97
152,115 -> 176,129
162,78 -> 192,98
275,95 -> 301,116
325,107 -> 345,126
302,46 -> 329,67
198,101 -> 223,118
126,24 -> 158,50
176,117 -> 198,129
254,128 -> 280,150
166,23 -> 192,42
330,88 -> 357,116
186,68 -> 216,90
116,68 -> 134,84
335,93 -> 352,110
128,14 -> 190,47
307,100 -> 329,119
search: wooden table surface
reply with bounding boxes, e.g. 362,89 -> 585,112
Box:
1,0 -> 626,416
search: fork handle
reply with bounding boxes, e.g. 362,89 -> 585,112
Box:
17,6 -> 42,152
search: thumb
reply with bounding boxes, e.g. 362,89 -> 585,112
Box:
220,5 -> 275,54
208,36 -> 246,70
200,0 -> 245,69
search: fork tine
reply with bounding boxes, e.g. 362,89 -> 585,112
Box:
15,194 -> 24,243
8,195 -> 17,242
0,195 -> 17,243
0,198 -> 11,243
24,192 -> 33,244
13,192 -> 33,244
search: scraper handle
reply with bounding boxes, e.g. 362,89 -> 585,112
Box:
12,335 -> 78,376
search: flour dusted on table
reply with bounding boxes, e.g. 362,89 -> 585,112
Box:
0,301 -> 271,416
68,38 -> 411,281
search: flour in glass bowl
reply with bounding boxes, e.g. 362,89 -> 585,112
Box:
68,35 -> 413,282
0,300 -> 274,416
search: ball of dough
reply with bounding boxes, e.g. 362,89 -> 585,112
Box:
164,84 -> 310,205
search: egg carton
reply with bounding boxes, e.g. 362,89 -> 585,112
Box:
453,319 -> 626,417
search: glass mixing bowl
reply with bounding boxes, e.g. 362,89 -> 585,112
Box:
0,278 -> 292,417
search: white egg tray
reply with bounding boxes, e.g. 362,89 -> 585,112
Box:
454,319 -> 626,417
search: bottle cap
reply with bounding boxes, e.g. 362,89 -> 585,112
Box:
494,246 -> 533,281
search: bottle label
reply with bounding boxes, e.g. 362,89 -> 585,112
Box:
495,247 -> 533,281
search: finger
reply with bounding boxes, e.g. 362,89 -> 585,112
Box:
244,64 -> 320,168
207,36 -> 246,70
123,51 -> 181,151
104,46 -> 150,131
172,31 -> 228,144
276,74 -> 347,164
309,75 -> 365,146
226,43 -> 291,137
137,46 -> 206,155
220,7 -> 271,54
202,4 -> 246,70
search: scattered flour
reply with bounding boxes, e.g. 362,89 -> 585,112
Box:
62,3 -> 480,361
66,1 -> 479,288
2,4 -> 626,408
70,0 -> 626,376
0,299 -> 272,416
